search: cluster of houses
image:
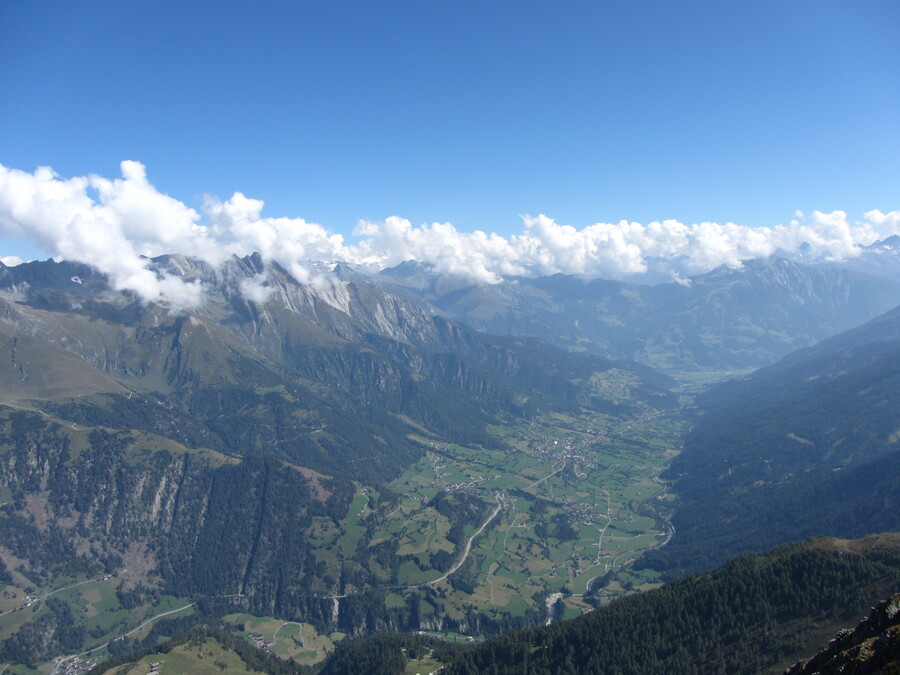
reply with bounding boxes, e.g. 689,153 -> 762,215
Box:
54,655 -> 100,674
422,449 -> 500,495
247,631 -> 275,651
565,499 -> 607,527
532,433 -> 601,474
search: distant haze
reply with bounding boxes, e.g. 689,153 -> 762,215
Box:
2,160 -> 899,309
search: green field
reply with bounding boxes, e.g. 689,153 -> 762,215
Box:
0,571 -> 195,674
225,613 -> 343,665
100,637 -> 253,675
302,405 -> 683,627
1,399 -> 682,670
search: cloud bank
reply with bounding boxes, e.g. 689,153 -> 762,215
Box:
1,161 -> 899,307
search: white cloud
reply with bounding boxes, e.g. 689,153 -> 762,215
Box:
0,161 -> 208,309
352,217 -> 524,282
238,274 -> 273,304
1,160 -> 899,307
204,191 -> 349,280
856,209 -> 900,244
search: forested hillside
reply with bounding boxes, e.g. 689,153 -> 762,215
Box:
439,536 -> 900,674
640,306 -> 900,578
786,590 -> 900,674
79,536 -> 900,674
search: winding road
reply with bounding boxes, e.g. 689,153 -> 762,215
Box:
53,602 -> 195,673
0,574 -> 113,619
413,494 -> 504,588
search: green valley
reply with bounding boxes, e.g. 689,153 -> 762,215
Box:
369,405 -> 681,618
0,393 -> 683,671
3,254 -> 900,674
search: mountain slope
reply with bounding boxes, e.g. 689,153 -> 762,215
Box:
641,304 -> 900,578
786,591 -> 900,674
0,255 -> 681,669
443,535 -> 900,675
323,534 -> 900,675
0,256 -> 674,485
0,322 -> 128,400
816,234 -> 900,283
377,256 -> 900,375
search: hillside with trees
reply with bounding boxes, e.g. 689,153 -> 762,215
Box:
640,306 -> 900,578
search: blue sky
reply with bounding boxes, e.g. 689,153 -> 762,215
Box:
1,0 -> 898,270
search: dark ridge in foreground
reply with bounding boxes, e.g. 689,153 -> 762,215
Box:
75,535 -> 900,675
313,535 -> 900,675
434,534 -> 900,675
785,592 -> 900,675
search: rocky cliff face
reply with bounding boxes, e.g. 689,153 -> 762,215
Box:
0,408 -> 345,617
786,592 -> 900,674
0,256 -> 674,481
6,253 -> 900,379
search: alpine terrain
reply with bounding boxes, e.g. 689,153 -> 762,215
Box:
0,251 -> 898,673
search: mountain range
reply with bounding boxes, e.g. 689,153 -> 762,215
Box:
0,253 -> 677,667
0,254 -> 676,481
2,247 -> 900,672
373,253 -> 900,376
